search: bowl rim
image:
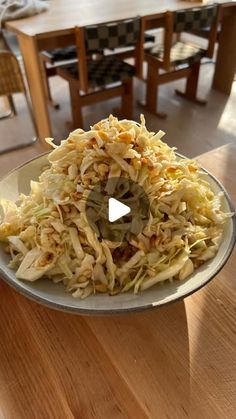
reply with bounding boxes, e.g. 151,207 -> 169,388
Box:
0,152 -> 235,315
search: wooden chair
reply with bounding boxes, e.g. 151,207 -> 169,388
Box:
0,50 -> 37,153
40,46 -> 78,109
139,4 -> 219,118
40,30 -> 153,110
56,17 -> 141,129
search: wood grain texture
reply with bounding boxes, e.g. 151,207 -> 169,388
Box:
0,281 -> 148,419
5,0 -> 227,36
191,144 -> 236,419
0,145 -> 235,418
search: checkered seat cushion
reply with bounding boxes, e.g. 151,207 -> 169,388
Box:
148,41 -> 205,66
42,46 -> 77,64
58,56 -> 135,88
0,31 -> 9,52
41,45 -> 104,64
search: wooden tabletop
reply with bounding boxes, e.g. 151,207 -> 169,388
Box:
6,0 -> 231,36
0,143 -> 235,419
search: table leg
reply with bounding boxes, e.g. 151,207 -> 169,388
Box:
18,34 -> 52,141
212,6 -> 236,95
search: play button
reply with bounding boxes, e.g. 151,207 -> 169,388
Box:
85,177 -> 150,243
108,198 -> 131,222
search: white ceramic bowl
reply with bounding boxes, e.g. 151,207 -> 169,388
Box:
0,153 -> 235,314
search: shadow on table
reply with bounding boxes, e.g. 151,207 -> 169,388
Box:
0,280 -> 190,419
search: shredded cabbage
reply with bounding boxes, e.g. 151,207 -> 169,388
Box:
0,115 -> 233,298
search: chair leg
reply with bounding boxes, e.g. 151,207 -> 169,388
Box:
8,95 -> 17,116
121,79 -> 133,120
42,61 -> 60,110
138,62 -> 167,118
0,96 -> 12,119
69,84 -> 83,129
0,92 -> 37,155
175,61 -> 207,105
0,95 -> 17,119
24,91 -> 38,138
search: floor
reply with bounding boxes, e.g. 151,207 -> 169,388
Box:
0,59 -> 235,178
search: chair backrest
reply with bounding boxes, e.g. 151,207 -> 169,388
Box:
0,31 -> 9,52
85,17 -> 140,53
172,4 -> 219,60
173,4 -> 218,33
139,4 -> 219,72
75,17 -> 141,92
0,51 -> 25,96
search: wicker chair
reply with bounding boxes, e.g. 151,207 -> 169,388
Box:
0,49 -> 37,153
0,31 -> 13,119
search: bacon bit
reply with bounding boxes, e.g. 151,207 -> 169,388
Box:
97,163 -> 109,175
167,166 -> 177,173
117,132 -> 133,143
147,269 -> 156,277
70,192 -> 82,200
148,166 -> 155,171
52,233 -> 61,244
155,152 -> 163,157
188,165 -> 197,172
93,123 -> 101,130
193,260 -> 204,268
135,146 -> 144,153
150,235 -> 157,247
132,158 -> 141,170
78,275 -> 88,283
86,143 -> 94,149
155,236 -> 163,246
141,157 -> 148,165
95,284 -> 107,293
79,234 -> 87,244
86,138 -> 96,149
137,241 -> 146,251
99,131 -> 109,141
43,228 -> 54,234
36,252 -> 54,267
62,166 -> 69,174
109,287 -> 121,296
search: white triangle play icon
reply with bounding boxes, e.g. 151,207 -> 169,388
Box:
108,198 -> 131,222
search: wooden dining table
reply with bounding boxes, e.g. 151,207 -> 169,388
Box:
0,143 -> 235,418
5,0 -> 236,142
